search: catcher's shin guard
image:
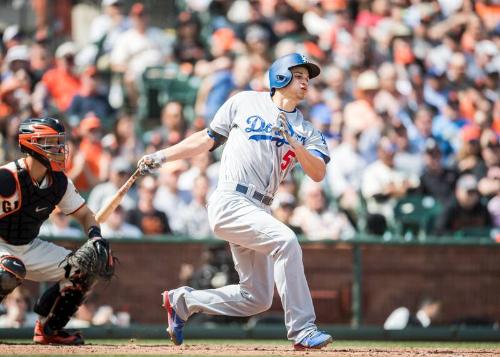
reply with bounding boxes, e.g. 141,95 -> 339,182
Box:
0,256 -> 26,302
34,283 -> 85,333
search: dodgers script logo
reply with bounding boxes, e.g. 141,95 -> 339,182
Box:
244,116 -> 306,147
245,115 -> 288,147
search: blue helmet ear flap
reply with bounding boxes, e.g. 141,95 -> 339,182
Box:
268,53 -> 321,94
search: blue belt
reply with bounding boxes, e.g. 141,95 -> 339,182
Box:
235,184 -> 274,206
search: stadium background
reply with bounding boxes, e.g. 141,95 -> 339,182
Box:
0,0 -> 499,338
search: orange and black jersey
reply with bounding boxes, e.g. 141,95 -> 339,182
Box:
0,160 -> 68,245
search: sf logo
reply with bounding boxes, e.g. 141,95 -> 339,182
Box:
2,200 -> 19,213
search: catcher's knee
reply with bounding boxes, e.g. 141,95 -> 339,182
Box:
34,283 -> 86,332
0,256 -> 26,300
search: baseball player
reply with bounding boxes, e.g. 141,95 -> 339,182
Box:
0,117 -> 115,345
138,53 -> 332,350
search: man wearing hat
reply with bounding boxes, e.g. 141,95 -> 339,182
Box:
87,157 -> 138,214
434,174 -> 491,235
35,42 -> 81,112
110,2 -> 172,106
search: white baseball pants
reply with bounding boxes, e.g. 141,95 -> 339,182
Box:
169,190 -> 318,343
0,238 -> 70,282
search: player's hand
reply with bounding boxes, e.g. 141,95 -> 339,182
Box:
272,112 -> 290,136
138,151 -> 167,175
272,112 -> 298,148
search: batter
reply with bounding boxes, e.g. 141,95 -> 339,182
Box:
139,53 -> 332,350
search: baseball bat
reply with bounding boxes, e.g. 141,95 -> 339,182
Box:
95,168 -> 141,223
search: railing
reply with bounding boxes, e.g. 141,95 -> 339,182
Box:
42,232 -> 500,328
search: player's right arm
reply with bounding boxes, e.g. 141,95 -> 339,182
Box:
138,129 -> 216,174
138,92 -> 240,174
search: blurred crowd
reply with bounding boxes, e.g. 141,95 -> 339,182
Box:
0,0 -> 499,241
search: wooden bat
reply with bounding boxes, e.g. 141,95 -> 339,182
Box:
95,168 -> 141,223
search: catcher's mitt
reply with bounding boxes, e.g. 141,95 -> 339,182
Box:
65,238 -> 116,282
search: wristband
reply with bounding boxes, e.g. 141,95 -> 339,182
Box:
88,225 -> 102,239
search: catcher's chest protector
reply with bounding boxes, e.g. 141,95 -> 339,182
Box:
0,160 -> 68,245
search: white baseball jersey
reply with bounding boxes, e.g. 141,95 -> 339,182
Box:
168,90 -> 332,344
210,91 -> 330,194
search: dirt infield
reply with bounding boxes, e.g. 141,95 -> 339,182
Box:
1,343 -> 499,356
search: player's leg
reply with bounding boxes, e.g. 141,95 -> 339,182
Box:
169,242 -> 274,318
0,254 -> 27,302
23,238 -> 97,345
164,242 -> 274,345
207,193 -> 330,347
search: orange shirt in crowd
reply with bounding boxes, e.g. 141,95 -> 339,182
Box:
41,67 -> 81,112
67,138 -> 103,193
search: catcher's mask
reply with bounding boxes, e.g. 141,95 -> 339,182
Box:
18,117 -> 67,172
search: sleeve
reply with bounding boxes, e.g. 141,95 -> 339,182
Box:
208,92 -> 240,137
57,178 -> 85,215
361,167 -> 384,198
305,128 -> 330,164
110,34 -> 129,66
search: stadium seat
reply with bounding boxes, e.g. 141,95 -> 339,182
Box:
393,195 -> 443,239
454,226 -> 493,240
139,65 -> 201,123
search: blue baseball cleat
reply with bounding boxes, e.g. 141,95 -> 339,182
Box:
293,330 -> 333,350
161,290 -> 185,345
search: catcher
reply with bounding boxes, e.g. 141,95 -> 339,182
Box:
0,117 -> 115,345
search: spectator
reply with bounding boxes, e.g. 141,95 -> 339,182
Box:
87,156 -> 137,213
391,124 -> 425,177
153,161 -> 190,234
110,2 -> 173,107
67,66 -> 115,129
102,112 -> 144,163
147,101 -> 187,147
39,207 -> 83,238
291,182 -> 355,240
327,126 -> 367,222
0,287 -> 37,328
384,298 -> 441,330
196,55 -> 253,124
126,176 -> 171,236
417,138 -> 458,206
181,174 -> 212,239
431,91 -> 469,156
434,174 -> 492,235
0,46 -> 32,118
101,204 -> 142,239
271,192 -> 302,235
173,12 -> 206,65
178,151 -> 218,195
86,0 -> 131,71
361,136 -> 420,233
2,25 -> 25,50
401,105 -> 435,154
66,114 -> 108,194
344,69 -> 383,133
33,41 -> 81,113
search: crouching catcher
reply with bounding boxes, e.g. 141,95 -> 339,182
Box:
0,117 -> 115,345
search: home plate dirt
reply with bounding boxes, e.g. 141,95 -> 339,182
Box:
0,343 -> 498,356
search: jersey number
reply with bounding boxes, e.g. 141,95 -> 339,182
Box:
281,150 -> 296,170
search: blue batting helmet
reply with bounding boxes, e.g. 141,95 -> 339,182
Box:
268,53 -> 320,94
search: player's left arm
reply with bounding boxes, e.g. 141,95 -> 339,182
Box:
287,135 -> 327,182
57,177 -> 102,237
71,205 -> 100,234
